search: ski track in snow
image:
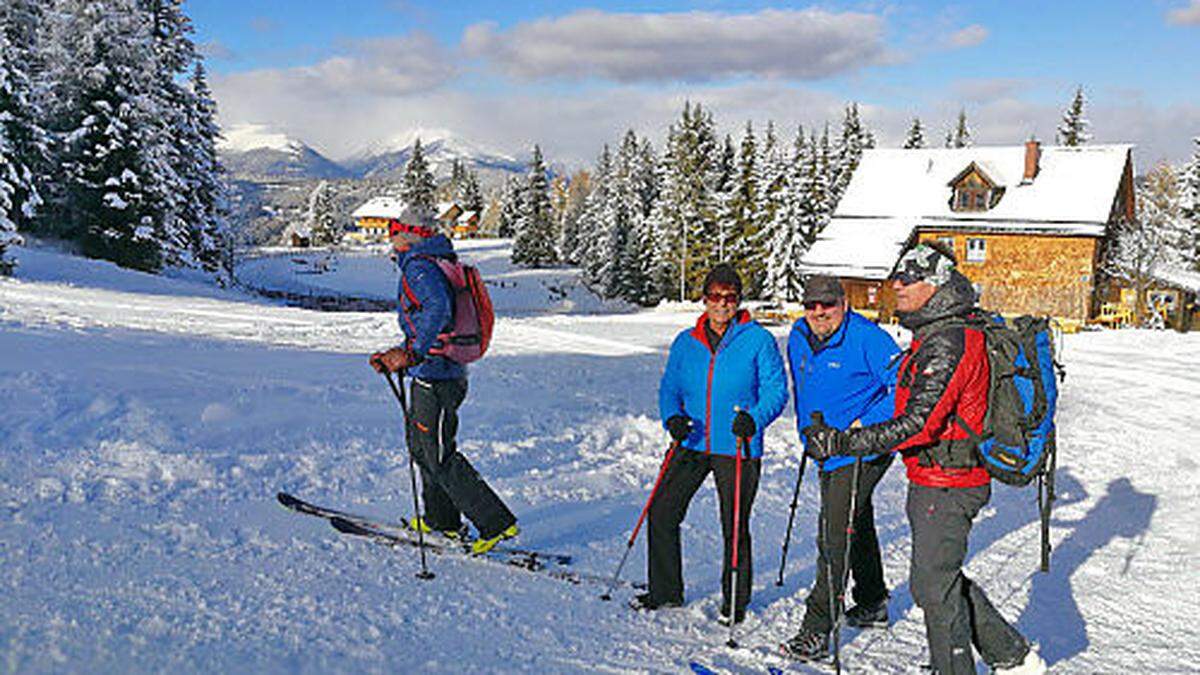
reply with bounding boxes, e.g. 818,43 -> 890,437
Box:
2,246 -> 1198,673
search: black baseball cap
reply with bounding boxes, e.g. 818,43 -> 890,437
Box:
803,276 -> 845,304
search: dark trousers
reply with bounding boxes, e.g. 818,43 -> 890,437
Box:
907,483 -> 1029,674
646,448 -> 761,612
801,454 -> 894,634
407,377 -> 516,540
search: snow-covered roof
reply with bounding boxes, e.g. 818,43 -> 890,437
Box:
456,210 -> 478,224
352,197 -> 407,220
436,202 -> 461,220
1152,265 -> 1200,293
801,144 -> 1133,280
798,217 -> 915,279
837,145 -> 1132,225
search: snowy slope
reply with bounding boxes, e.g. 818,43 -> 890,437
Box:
219,123 -> 350,180
2,243 -> 1198,673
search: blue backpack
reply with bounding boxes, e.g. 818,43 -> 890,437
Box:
952,313 -> 1064,571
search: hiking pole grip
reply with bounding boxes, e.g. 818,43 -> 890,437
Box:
600,440 -> 680,600
383,370 -> 435,581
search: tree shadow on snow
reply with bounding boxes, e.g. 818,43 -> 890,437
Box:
1015,477 -> 1157,666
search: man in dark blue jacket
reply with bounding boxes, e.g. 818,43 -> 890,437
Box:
631,264 -> 788,624
781,276 -> 901,662
370,209 -> 517,555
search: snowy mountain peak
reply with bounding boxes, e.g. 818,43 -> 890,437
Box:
356,128 -> 518,165
219,123 -> 307,156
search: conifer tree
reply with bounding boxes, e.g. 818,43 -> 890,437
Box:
0,30 -> 40,270
556,169 -> 591,264
646,102 -> 720,300
1182,137 -> 1200,270
832,102 -> 874,205
496,176 -> 522,238
903,117 -> 926,149
725,121 -> 760,287
1056,86 -> 1092,147
512,145 -> 557,266
457,167 -> 484,215
306,181 -> 340,246
764,127 -> 808,301
401,138 -> 436,220
182,62 -> 229,273
947,109 -> 973,148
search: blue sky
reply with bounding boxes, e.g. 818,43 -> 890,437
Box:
189,1 -> 1200,165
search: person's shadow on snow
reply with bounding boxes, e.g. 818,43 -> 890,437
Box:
1016,477 -> 1157,666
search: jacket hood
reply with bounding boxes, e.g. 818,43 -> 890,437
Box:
897,270 -> 976,333
396,233 -> 456,268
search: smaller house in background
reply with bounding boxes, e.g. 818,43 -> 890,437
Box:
281,222 -> 311,248
452,210 -> 480,239
436,202 -> 463,230
350,197 -> 407,243
800,141 -> 1135,326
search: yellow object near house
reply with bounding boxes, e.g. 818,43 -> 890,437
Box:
1094,302 -> 1133,328
349,197 -> 408,243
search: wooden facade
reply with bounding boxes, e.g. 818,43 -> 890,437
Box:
354,216 -> 391,242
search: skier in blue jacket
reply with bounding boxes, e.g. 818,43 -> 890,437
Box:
630,264 -> 788,624
370,209 -> 517,555
781,276 -> 901,662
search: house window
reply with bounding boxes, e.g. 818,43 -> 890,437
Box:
966,238 -> 987,263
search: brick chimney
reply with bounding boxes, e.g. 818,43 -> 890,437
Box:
1023,137 -> 1041,183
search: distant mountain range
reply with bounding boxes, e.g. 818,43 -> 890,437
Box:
218,124 -> 526,184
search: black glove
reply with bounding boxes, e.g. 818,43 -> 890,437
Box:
802,422 -> 848,461
732,410 -> 756,439
666,415 -> 693,442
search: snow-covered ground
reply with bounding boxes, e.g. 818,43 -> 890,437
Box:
1,243 -> 1197,673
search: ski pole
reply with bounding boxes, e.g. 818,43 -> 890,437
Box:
599,440 -> 680,601
775,449 -> 808,586
726,433 -> 748,649
382,370 -> 435,581
831,455 -> 863,675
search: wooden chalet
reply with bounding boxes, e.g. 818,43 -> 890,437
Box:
452,210 -> 480,238
799,141 -> 1136,325
350,197 -> 407,243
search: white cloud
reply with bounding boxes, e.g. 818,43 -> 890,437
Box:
945,24 -> 988,49
461,9 -> 891,83
214,33 -> 455,100
951,78 -> 1031,104
1167,0 -> 1200,25
197,41 -> 234,61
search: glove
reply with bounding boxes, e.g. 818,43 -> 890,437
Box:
802,423 -> 848,461
369,347 -> 416,373
732,410 -> 756,439
665,415 -> 693,442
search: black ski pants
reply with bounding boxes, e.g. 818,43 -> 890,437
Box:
646,448 -> 761,612
406,377 -> 516,540
801,453 -> 894,634
907,483 -> 1029,674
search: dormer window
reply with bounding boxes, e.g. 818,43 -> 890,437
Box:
948,163 -> 1001,212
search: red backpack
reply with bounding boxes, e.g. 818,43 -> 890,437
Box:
403,255 -> 494,364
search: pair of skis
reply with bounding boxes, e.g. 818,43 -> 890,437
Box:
278,491 -> 643,590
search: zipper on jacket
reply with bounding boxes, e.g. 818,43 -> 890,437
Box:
705,352 -> 716,454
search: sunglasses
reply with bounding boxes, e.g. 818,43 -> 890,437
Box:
705,291 -> 740,305
803,300 -> 839,311
890,271 -> 921,286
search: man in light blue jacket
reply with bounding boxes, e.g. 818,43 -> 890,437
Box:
781,276 -> 901,662
630,264 -> 788,625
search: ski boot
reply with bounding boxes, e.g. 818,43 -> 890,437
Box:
471,523 -> 519,555
845,597 -> 889,629
780,629 -> 829,662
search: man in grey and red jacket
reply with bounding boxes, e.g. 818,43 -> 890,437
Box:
797,242 -> 1046,675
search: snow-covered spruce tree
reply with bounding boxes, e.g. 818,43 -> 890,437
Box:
801,127 -> 834,246
555,168 -> 591,264
763,127 -> 809,302
1105,164 -> 1185,324
50,1 -> 168,271
401,138 -> 436,220
711,134 -> 737,265
0,2 -> 48,245
457,167 -> 484,216
306,181 -> 340,247
496,176 -> 522,239
512,145 -> 557,267
577,144 -> 613,289
646,102 -> 720,300
182,62 -> 230,273
618,137 -> 662,305
830,102 -> 874,212
1056,86 -> 1092,147
903,117 -> 926,149
1180,137 -> 1200,270
947,109 -> 973,149
725,121 -> 760,286
745,120 -> 789,298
